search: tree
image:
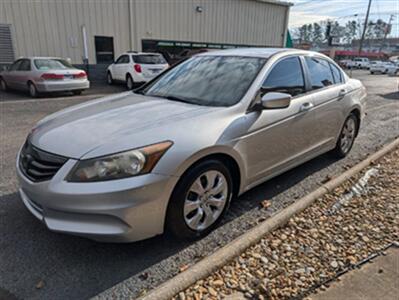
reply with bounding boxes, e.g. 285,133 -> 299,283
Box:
373,19 -> 387,39
312,22 -> 324,46
344,20 -> 358,45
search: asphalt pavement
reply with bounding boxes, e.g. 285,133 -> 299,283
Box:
0,70 -> 398,300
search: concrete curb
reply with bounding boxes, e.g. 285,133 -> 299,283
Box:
139,138 -> 399,300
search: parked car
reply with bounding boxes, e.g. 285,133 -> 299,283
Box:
370,61 -> 397,74
352,57 -> 370,69
0,57 -> 89,97
385,62 -> 399,75
339,59 -> 352,68
107,52 -> 169,89
17,48 -> 366,242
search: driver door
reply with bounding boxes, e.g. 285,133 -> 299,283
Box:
238,56 -> 319,186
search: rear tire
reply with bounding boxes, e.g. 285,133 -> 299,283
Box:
28,82 -> 39,98
126,74 -> 134,90
331,113 -> 358,158
72,90 -> 83,95
107,72 -> 113,85
0,78 -> 7,91
166,160 -> 233,240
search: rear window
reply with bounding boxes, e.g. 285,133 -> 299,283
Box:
132,54 -> 166,64
34,59 -> 74,70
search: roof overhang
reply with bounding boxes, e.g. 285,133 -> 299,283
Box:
254,0 -> 293,7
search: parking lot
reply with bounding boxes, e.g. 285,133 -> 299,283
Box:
0,70 -> 398,300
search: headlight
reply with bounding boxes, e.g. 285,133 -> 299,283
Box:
67,141 -> 172,182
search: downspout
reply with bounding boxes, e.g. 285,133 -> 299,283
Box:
128,0 -> 133,50
282,6 -> 291,47
81,25 -> 89,74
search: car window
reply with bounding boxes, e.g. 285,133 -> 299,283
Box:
304,57 -> 334,90
329,63 -> 343,84
115,55 -> 129,64
133,54 -> 167,64
34,59 -> 74,70
262,56 -> 305,97
141,55 -> 266,107
9,60 -> 22,71
18,59 -> 31,71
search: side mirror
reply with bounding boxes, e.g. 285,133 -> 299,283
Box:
261,92 -> 292,109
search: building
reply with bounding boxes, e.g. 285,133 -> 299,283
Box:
0,0 -> 291,71
351,37 -> 399,55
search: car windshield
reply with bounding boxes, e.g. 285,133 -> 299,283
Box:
133,55 -> 167,64
139,55 -> 266,107
34,59 -> 74,70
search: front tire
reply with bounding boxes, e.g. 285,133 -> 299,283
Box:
166,160 -> 233,240
0,77 -> 7,91
107,72 -> 113,85
126,74 -> 134,90
28,82 -> 39,98
331,113 -> 358,158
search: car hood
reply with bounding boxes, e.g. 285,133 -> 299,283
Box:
29,92 -> 220,159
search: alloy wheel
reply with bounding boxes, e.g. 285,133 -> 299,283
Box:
184,170 -> 228,231
29,83 -> 37,97
340,117 -> 356,154
107,73 -> 112,84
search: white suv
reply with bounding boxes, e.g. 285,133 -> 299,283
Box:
107,52 -> 169,89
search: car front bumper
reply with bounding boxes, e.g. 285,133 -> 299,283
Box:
36,79 -> 90,92
16,154 -> 179,242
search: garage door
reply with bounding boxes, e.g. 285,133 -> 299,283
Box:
0,24 -> 15,63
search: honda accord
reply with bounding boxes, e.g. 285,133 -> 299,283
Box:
17,48 -> 366,242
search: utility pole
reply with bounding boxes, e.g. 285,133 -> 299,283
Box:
379,14 -> 395,53
358,0 -> 372,55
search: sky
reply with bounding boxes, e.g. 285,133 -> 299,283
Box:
288,0 -> 399,37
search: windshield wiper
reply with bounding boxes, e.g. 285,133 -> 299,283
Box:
163,95 -> 193,104
147,94 -> 194,104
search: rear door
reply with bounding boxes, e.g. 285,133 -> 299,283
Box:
4,60 -> 22,88
303,56 -> 347,150
14,59 -> 32,90
113,55 -> 130,80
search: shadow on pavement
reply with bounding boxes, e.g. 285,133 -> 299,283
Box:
379,92 -> 399,100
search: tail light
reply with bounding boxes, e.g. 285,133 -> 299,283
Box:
73,71 -> 87,79
134,64 -> 142,73
41,73 -> 64,80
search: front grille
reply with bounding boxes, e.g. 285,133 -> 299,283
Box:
19,141 -> 68,182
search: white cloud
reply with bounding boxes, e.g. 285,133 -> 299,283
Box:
289,11 -> 333,27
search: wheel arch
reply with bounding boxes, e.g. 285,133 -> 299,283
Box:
172,147 -> 245,198
349,107 -> 361,137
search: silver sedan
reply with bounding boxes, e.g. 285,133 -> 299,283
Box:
0,57 -> 90,97
16,48 -> 366,242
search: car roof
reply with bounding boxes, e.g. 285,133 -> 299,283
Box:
16,57 -> 67,60
123,52 -> 162,56
195,47 -> 312,58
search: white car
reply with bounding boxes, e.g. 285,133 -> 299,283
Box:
370,61 -> 398,74
385,62 -> 399,75
107,52 -> 169,89
352,57 -> 370,69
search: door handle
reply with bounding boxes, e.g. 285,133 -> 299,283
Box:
338,89 -> 348,99
299,102 -> 314,112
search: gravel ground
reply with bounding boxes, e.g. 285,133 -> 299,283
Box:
175,148 -> 399,300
